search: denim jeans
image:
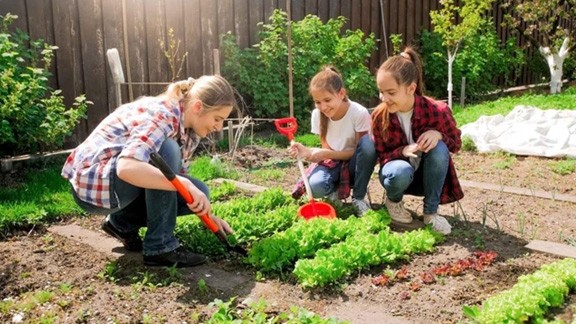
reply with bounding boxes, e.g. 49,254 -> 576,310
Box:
378,141 -> 449,214
307,134 -> 376,199
71,139 -> 209,256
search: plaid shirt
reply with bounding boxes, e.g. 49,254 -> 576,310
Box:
372,95 -> 464,204
61,97 -> 199,208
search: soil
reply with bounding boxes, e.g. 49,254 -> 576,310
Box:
1,145 -> 576,323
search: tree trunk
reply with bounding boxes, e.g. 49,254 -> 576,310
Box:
447,51 -> 456,109
539,37 -> 570,94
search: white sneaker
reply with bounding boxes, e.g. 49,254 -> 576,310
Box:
424,214 -> 452,235
352,198 -> 371,216
384,198 -> 413,223
325,191 -> 342,208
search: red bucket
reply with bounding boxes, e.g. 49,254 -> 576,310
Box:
298,201 -> 337,220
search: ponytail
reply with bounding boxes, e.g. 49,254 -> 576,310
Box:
164,77 -> 196,101
162,75 -> 236,113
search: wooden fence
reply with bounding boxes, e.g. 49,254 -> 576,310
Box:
0,0 -> 541,144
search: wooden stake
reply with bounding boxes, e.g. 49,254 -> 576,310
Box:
287,0 -> 294,118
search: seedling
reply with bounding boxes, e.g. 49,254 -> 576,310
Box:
97,261 -> 119,283
197,279 -> 208,293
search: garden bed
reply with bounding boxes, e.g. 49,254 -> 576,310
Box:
1,145 -> 575,323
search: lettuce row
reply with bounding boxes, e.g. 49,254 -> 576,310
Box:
293,227 -> 439,288
463,258 -> 576,323
247,209 -> 392,272
175,188 -> 299,256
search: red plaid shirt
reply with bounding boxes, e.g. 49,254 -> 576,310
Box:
372,95 -> 464,204
62,97 -> 199,208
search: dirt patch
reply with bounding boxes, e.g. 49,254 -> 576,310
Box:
1,146 -> 575,323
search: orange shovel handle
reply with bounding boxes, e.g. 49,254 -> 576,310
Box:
168,177 -> 219,233
150,152 -> 219,233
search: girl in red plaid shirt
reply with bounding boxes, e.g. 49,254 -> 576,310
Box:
371,47 -> 464,235
62,76 -> 237,267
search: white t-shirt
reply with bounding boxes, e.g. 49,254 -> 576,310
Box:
311,100 -> 371,151
396,109 -> 421,170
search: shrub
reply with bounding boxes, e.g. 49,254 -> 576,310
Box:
0,13 -> 89,156
221,10 -> 377,121
418,26 -> 524,102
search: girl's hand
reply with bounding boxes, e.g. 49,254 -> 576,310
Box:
402,143 -> 420,158
210,215 -> 234,235
417,130 -> 442,153
179,175 -> 211,215
308,148 -> 328,163
288,142 -> 311,160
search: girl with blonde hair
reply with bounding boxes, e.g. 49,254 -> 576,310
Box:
62,75 -> 237,267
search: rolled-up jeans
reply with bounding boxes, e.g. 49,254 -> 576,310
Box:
378,141 -> 449,215
307,133 -> 376,200
71,139 -> 208,256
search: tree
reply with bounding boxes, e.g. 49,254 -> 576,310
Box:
502,0 -> 576,93
430,0 -> 494,108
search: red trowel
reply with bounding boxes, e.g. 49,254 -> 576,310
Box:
274,117 -> 337,220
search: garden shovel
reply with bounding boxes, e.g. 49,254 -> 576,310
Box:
274,117 -> 336,220
149,152 -> 248,256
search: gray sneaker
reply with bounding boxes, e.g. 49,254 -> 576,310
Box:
384,197 -> 413,223
423,214 -> 452,235
352,197 -> 371,216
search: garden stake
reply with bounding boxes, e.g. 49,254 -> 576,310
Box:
149,152 -> 248,256
274,117 -> 336,220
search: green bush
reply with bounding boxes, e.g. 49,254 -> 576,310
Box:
222,10 -> 377,121
0,13 -> 89,156
418,26 -> 524,101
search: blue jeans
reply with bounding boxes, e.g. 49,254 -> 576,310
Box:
307,134 -> 376,199
378,141 -> 449,214
71,139 -> 208,256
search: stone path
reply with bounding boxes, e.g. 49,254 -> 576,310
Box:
47,224 -> 252,292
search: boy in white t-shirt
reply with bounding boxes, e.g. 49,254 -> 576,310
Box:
289,66 -> 376,216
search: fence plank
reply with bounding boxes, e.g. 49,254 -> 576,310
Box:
291,0 -> 305,21
388,0 -> 398,36
234,0 -> 249,49
340,0 -> 351,30
26,0 -> 57,90
125,0 -> 148,98
406,0 -> 415,43
184,0 -> 203,77
102,0 -> 126,110
317,0 -> 328,22
369,0 -> 380,67
165,0 -> 186,81
145,0 -> 168,87
350,0 -> 360,30
263,0 -> 277,22
328,0 -> 340,19
78,0 -> 109,133
305,0 -> 317,16
0,0 -> 27,31
249,0 -> 263,45
201,0 -> 217,73
52,0 -> 86,143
